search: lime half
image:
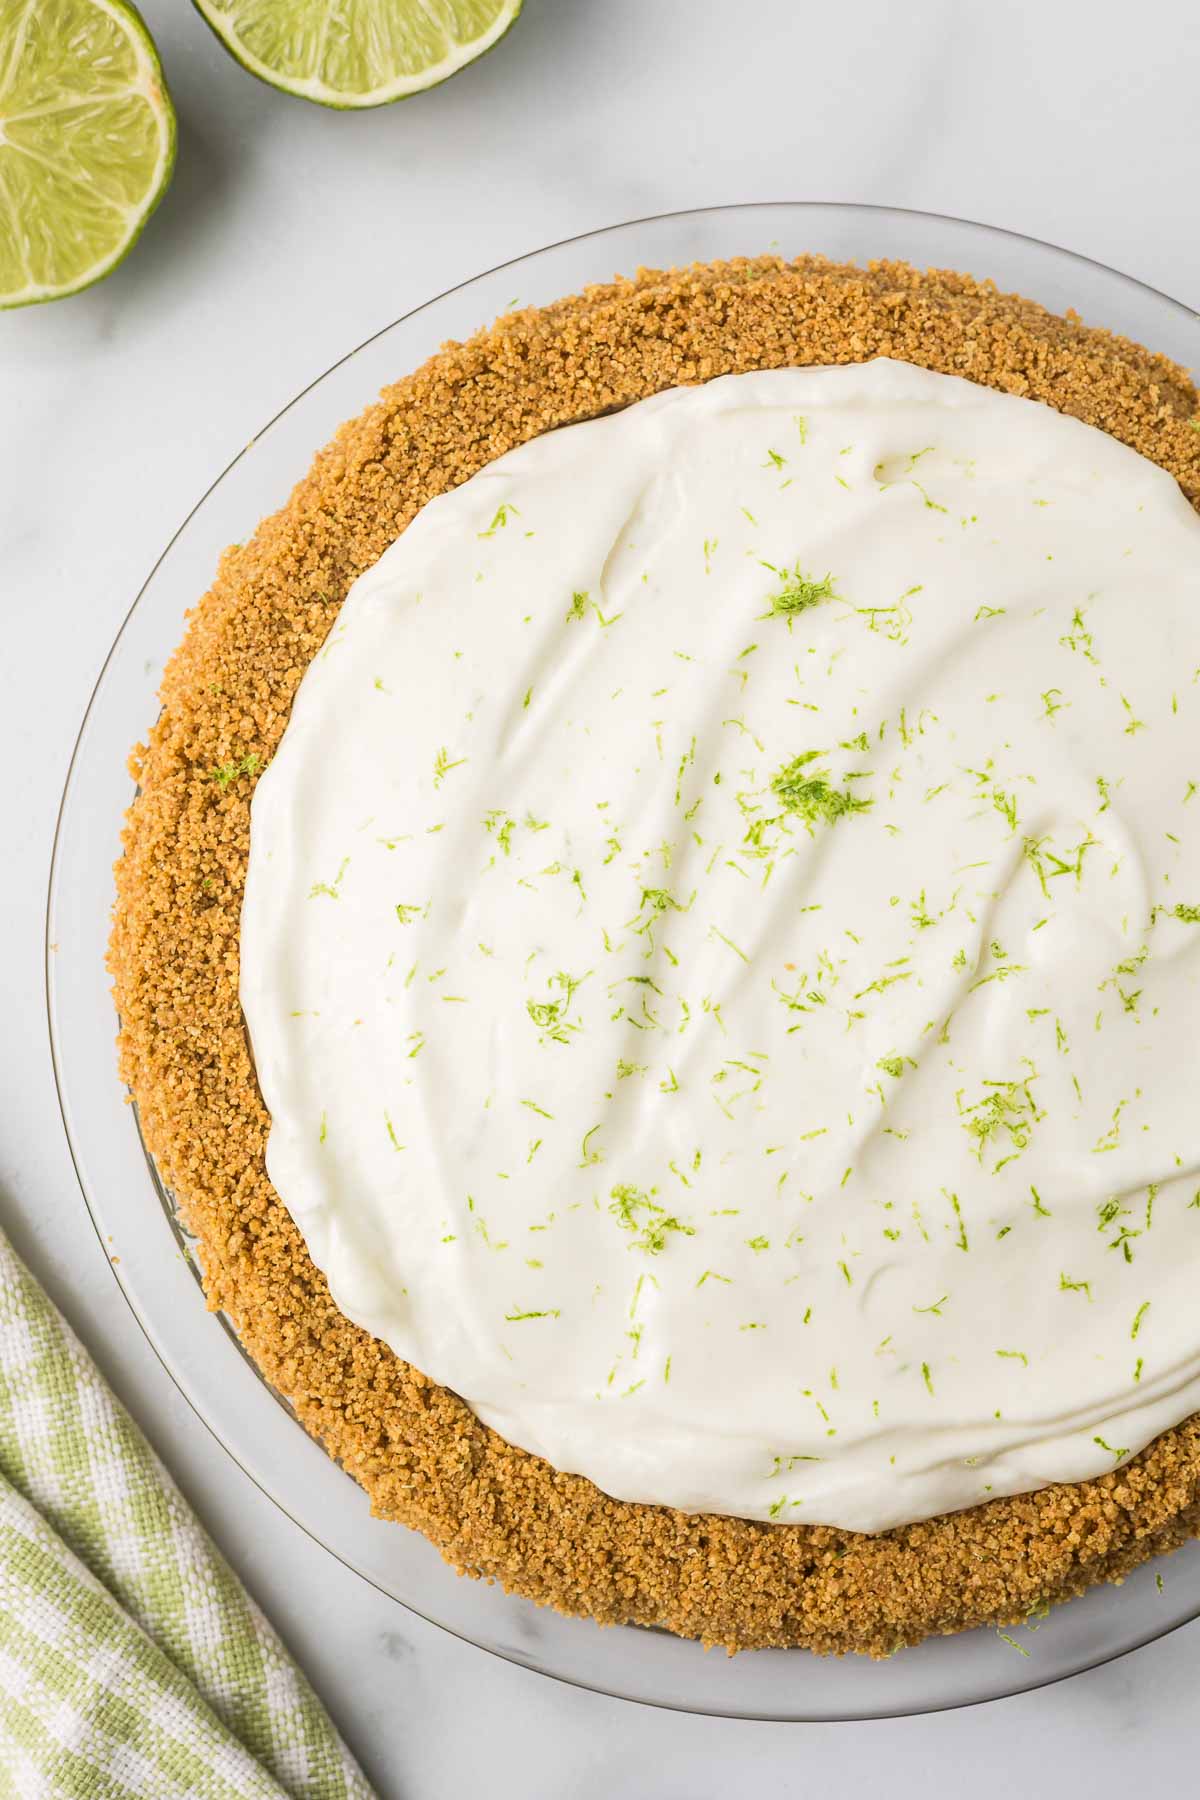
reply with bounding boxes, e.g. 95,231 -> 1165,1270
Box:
193,0 -> 523,108
0,0 -> 175,309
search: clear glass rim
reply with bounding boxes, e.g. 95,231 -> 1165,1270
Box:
44,201 -> 1200,1722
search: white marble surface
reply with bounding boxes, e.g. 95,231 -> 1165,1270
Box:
4,1 -> 1200,1792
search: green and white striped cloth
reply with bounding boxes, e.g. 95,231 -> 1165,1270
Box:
0,1226 -> 375,1799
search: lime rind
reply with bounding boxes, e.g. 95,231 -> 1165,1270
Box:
191,0 -> 522,109
0,0 -> 175,309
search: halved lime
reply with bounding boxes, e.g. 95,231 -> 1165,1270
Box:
0,0 -> 175,309
193,0 -> 522,108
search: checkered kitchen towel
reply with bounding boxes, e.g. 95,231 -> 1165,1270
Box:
0,1227 -> 375,1799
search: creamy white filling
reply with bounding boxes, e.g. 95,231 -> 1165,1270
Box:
241,359 -> 1200,1532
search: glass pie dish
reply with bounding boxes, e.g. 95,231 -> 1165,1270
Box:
47,202 -> 1200,1720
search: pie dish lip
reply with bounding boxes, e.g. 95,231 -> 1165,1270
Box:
45,201 -> 1200,1720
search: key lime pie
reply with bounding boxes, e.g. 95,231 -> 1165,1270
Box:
111,257 -> 1200,1654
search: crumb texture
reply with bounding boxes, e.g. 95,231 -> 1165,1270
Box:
110,256 -> 1200,1656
